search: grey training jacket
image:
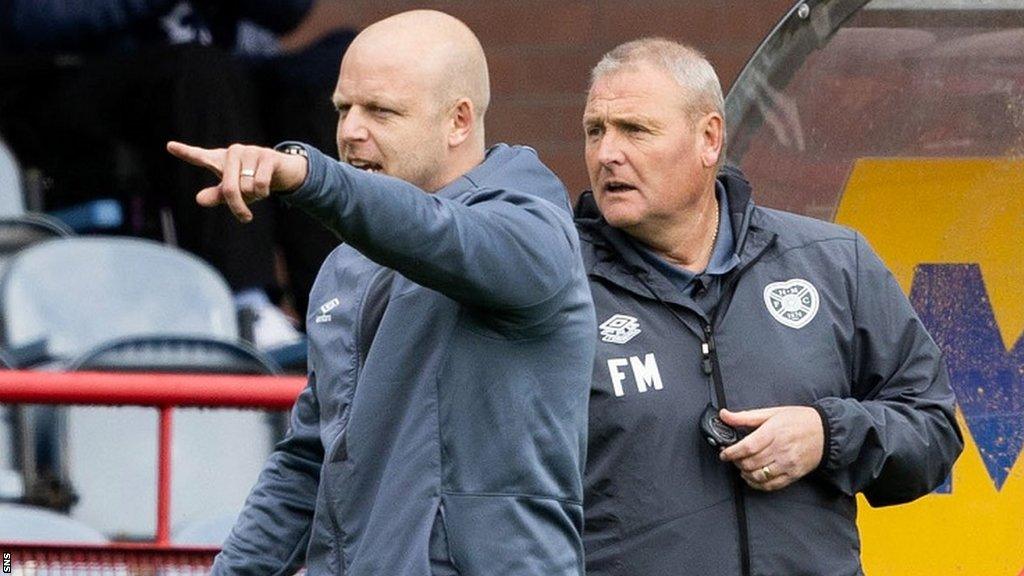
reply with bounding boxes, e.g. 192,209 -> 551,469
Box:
213,143 -> 595,576
576,166 -> 963,576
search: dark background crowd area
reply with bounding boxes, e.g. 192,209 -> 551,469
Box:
0,0 -> 792,330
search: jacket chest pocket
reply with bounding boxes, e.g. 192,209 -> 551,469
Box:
716,317 -> 851,408
308,308 -> 359,436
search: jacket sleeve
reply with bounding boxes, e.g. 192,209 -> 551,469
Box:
212,371 -> 324,575
281,145 -> 577,322
813,232 -> 963,506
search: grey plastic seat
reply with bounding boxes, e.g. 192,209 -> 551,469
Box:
0,216 -> 73,307
69,336 -> 279,375
0,233 -> 64,505
0,215 -> 72,254
0,138 -> 27,217
0,506 -> 124,576
172,512 -> 238,546
0,503 -> 107,541
0,237 -> 238,362
0,351 -> 24,504
0,237 -> 279,538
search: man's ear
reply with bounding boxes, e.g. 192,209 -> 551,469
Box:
448,98 -> 475,147
700,112 -> 724,168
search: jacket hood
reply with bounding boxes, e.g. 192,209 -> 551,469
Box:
440,143 -> 571,213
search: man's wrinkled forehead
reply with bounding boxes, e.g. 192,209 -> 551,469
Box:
584,68 -> 685,122
582,99 -> 661,130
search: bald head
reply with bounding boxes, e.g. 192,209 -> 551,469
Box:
331,10 -> 492,191
349,10 -> 490,124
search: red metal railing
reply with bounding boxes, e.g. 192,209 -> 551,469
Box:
8,542 -> 226,574
0,370 -> 305,549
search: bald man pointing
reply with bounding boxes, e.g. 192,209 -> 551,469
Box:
169,11 -> 594,576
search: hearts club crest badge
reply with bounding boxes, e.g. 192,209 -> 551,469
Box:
763,279 -> 819,329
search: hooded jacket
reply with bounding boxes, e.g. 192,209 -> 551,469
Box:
576,167 -> 962,576
213,143 -> 595,576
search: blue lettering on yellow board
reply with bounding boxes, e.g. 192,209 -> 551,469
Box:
911,264 -> 1023,491
837,158 -> 1023,576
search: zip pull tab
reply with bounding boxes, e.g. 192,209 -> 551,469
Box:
701,342 -> 713,375
703,323 -> 716,351
701,324 -> 715,375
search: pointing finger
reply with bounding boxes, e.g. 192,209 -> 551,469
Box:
167,141 -> 224,176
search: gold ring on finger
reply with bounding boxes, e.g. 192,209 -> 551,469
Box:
240,168 -> 256,178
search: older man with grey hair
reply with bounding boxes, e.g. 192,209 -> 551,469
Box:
575,37 -> 961,575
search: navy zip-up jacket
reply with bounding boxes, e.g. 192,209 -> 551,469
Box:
213,143 -> 595,576
576,167 -> 962,576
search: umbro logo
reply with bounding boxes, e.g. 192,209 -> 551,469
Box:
599,314 -> 641,344
319,298 -> 340,314
315,297 -> 340,323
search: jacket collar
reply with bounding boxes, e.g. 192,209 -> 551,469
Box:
574,165 -> 769,307
434,144 -> 572,213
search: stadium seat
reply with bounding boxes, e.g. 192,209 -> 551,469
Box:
0,138 -> 26,216
0,503 -> 107,542
0,504 -> 117,576
172,512 -> 238,546
0,213 -> 72,250
69,335 -> 279,375
0,237 -> 239,362
0,349 -> 25,504
0,237 -> 282,538
0,216 -> 70,493
0,215 -> 72,301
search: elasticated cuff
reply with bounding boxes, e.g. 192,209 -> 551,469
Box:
811,401 -> 833,471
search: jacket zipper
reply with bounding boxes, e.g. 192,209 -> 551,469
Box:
701,234 -> 776,576
633,231 -> 776,576
702,320 -> 751,576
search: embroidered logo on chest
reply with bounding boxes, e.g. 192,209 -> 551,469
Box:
763,278 -> 819,329
599,314 -> 641,344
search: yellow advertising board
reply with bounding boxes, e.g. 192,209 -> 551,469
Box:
836,158 -> 1024,576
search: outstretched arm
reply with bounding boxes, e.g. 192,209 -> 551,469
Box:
167,141 -> 578,318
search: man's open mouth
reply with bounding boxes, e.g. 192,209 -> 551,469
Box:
603,181 -> 636,193
348,159 -> 383,173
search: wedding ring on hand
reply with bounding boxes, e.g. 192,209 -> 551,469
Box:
240,168 -> 256,178
760,465 -> 774,482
